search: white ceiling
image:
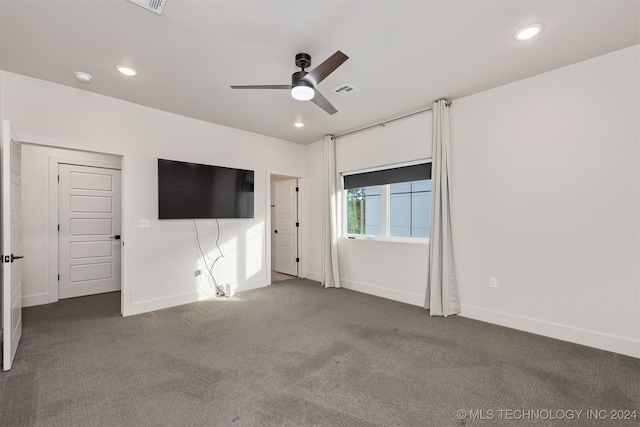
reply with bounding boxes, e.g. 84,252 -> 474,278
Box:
1,0 -> 638,145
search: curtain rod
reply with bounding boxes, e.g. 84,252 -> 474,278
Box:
333,100 -> 450,139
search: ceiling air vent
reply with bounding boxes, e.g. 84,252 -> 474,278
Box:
127,0 -> 166,15
332,84 -> 360,97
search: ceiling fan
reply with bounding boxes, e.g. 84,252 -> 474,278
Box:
231,51 -> 349,115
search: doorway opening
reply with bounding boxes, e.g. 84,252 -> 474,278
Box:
21,144 -> 123,313
270,174 -> 299,283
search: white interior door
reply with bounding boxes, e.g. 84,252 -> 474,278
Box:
2,121 -> 23,371
274,178 -> 298,276
59,164 -> 121,299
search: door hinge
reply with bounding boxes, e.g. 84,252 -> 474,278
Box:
295,187 -> 299,192
57,274 -> 60,281
296,257 -> 300,263
57,174 -> 60,182
296,222 -> 300,227
58,224 -> 60,232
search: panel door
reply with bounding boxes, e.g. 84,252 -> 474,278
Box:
58,164 -> 121,299
2,121 -> 23,371
274,179 -> 298,276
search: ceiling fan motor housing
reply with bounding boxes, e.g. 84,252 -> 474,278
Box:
292,71 -> 312,89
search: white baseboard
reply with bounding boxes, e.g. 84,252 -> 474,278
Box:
234,278 -> 268,294
460,304 -> 640,358
340,278 -> 425,307
126,279 -> 269,316
127,291 -> 203,316
303,270 -> 322,283
22,293 -> 51,307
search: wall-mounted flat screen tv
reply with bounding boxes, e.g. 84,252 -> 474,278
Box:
158,159 -> 254,219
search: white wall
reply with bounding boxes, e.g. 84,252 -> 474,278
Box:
304,113 -> 432,305
21,144 -> 121,306
450,45 -> 639,357
1,71 -> 306,315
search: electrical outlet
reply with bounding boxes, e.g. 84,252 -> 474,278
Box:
489,277 -> 497,288
194,269 -> 202,277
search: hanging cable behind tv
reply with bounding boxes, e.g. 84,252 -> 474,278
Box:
193,219 -> 225,297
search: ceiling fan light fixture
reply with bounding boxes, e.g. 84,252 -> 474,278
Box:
292,85 -> 315,101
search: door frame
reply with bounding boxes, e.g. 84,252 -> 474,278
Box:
266,171 -> 304,285
50,157 -> 122,303
14,132 -> 131,316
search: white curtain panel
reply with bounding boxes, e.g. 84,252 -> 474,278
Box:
426,100 -> 460,316
322,135 -> 341,288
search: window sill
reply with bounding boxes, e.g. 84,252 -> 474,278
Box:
343,235 -> 429,245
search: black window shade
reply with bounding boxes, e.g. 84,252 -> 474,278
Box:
343,163 -> 431,189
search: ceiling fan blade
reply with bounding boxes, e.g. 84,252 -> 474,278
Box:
311,90 -> 338,115
230,85 -> 291,89
303,51 -> 349,87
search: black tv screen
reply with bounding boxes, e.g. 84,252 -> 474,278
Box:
158,159 -> 254,219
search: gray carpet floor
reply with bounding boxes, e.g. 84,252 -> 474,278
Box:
0,278 -> 638,427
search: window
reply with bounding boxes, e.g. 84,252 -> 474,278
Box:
390,180 -> 431,237
346,185 -> 381,235
344,162 -> 431,240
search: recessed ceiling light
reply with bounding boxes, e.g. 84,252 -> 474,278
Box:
514,24 -> 544,41
115,64 -> 138,76
74,71 -> 92,82
294,122 -> 304,128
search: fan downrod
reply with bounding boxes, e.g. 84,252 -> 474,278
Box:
295,53 -> 311,70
